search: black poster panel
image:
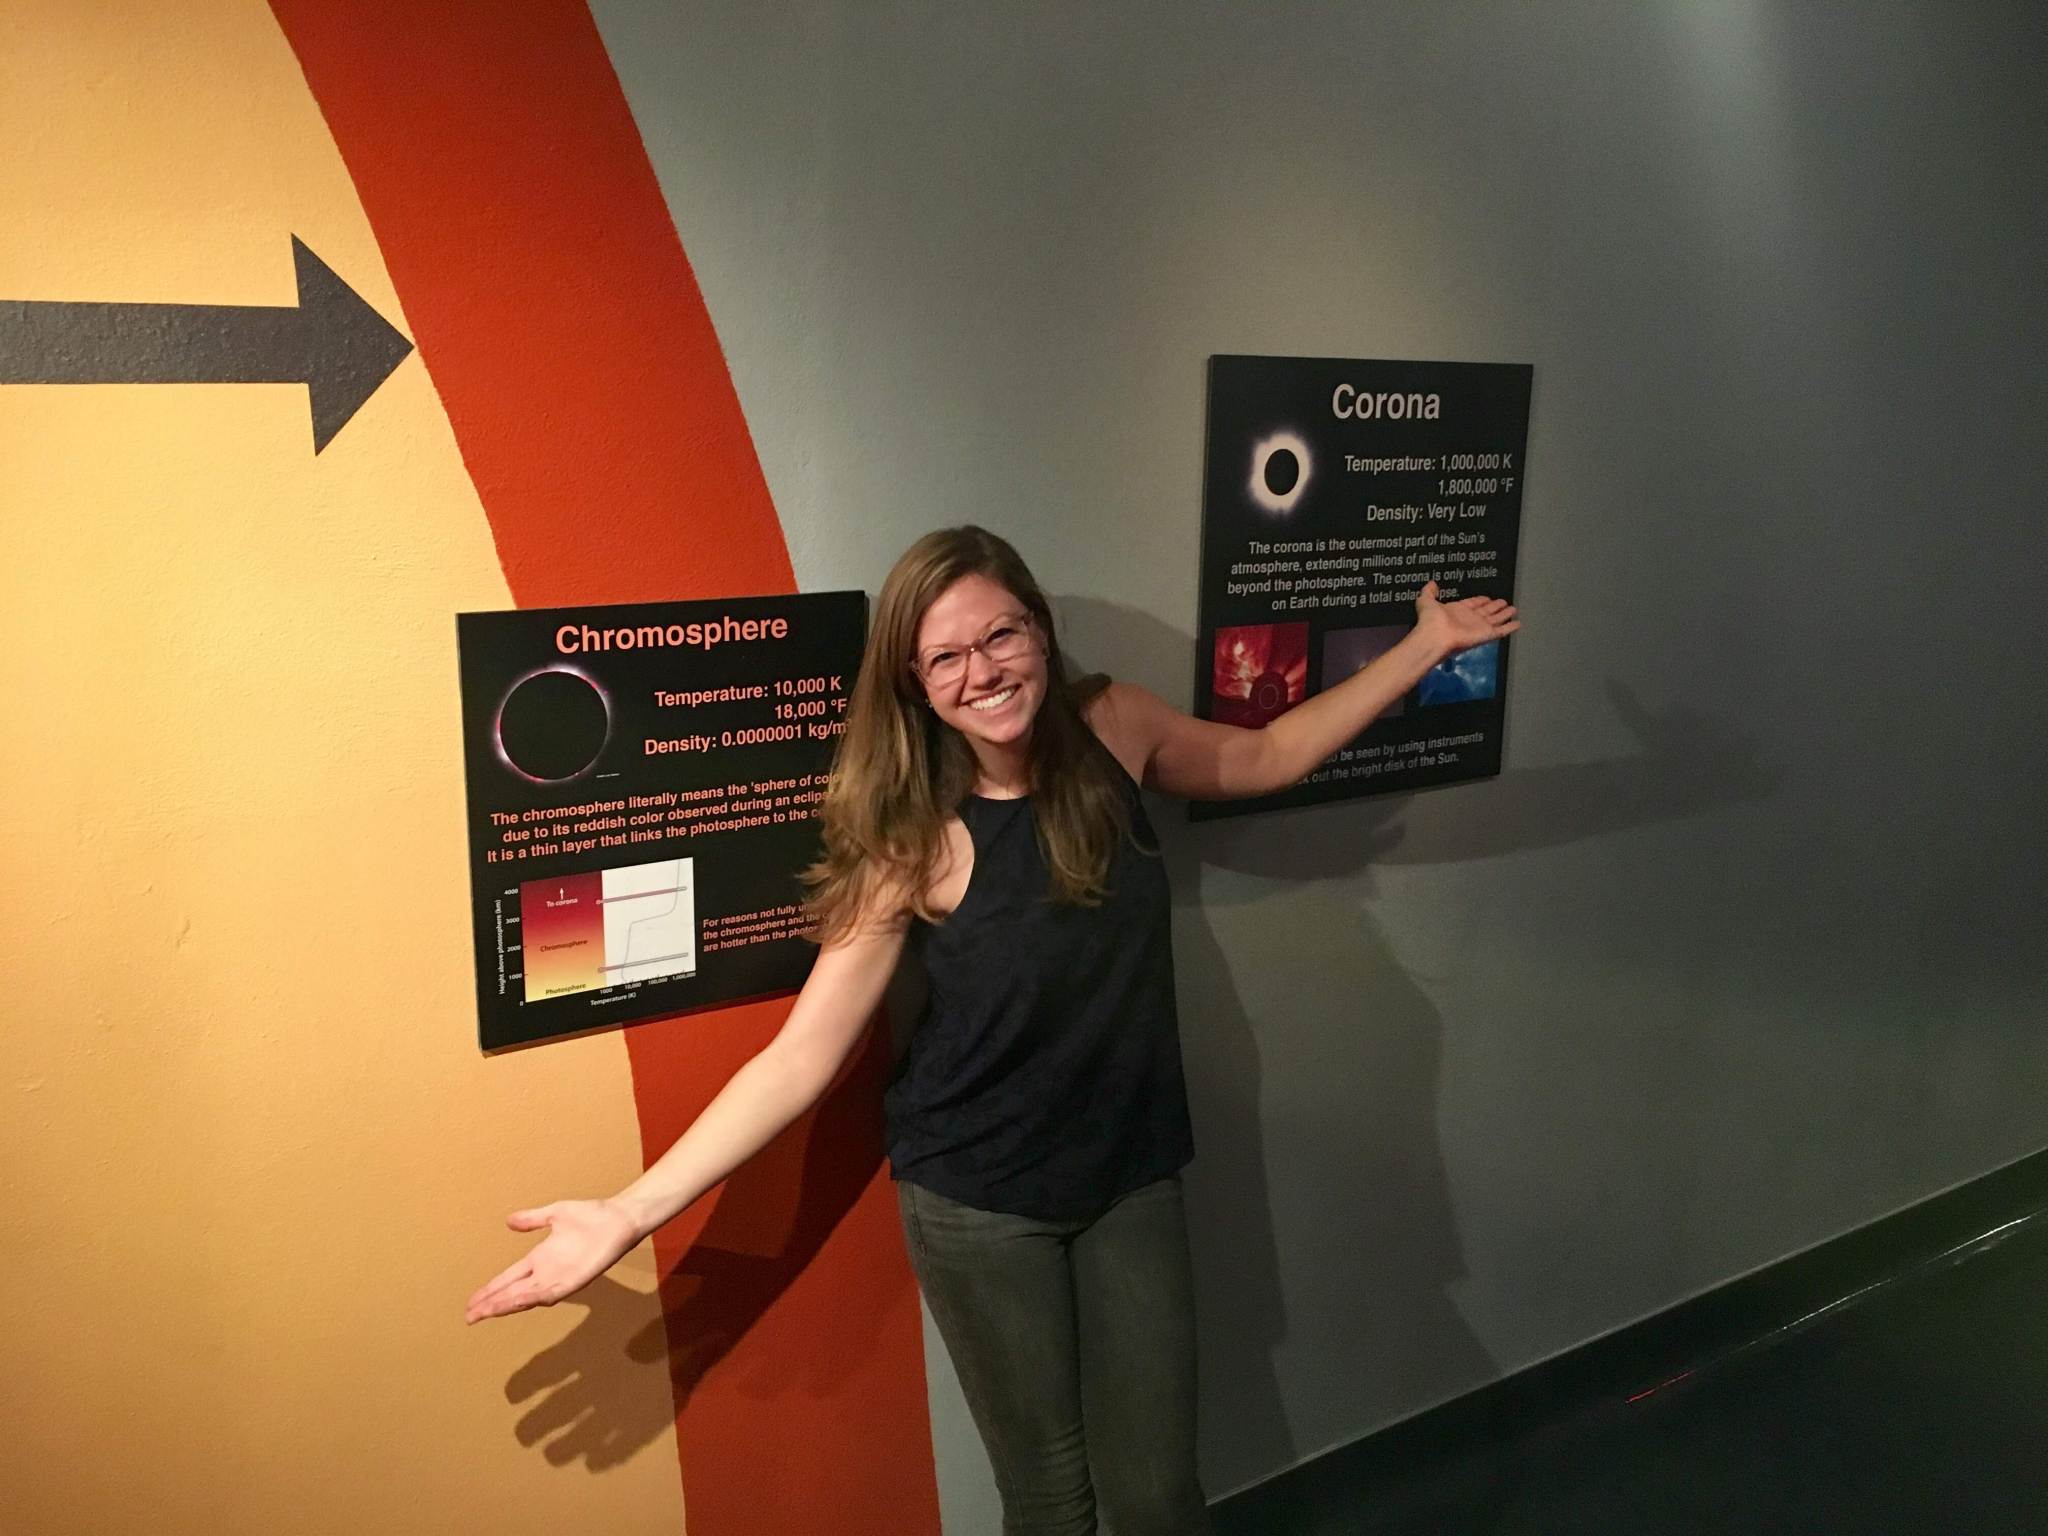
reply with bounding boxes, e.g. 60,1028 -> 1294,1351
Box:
455,592 -> 864,1050
1192,355 -> 1532,821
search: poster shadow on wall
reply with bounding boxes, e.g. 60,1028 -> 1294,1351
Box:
1060,596 -> 1779,1494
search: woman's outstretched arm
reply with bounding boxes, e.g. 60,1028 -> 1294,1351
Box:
464,905 -> 908,1323
1095,581 -> 1519,802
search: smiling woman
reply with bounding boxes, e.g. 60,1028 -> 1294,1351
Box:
465,524 -> 1518,1535
806,527 -> 1137,937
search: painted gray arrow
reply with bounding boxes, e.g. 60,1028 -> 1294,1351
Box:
0,236 -> 413,453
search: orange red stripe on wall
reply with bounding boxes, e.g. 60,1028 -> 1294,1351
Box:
266,3 -> 939,1530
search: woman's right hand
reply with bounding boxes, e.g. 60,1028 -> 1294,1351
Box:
460,909 -> 908,1327
464,1197 -> 642,1324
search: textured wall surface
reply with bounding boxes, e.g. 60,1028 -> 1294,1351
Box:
590,0 -> 2048,1519
7,4 -> 2045,1534
0,3 -> 684,1532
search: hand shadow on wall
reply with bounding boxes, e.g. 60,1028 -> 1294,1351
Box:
1060,596 -> 1778,1491
498,1024 -> 900,1472
501,1273 -> 670,1470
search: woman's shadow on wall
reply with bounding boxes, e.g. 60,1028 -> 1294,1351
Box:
490,593 -> 1777,1489
1060,596 -> 1777,1491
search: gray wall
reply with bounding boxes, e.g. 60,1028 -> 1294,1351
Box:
593,2 -> 2047,1520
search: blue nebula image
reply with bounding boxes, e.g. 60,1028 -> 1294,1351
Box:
1419,641 -> 1499,707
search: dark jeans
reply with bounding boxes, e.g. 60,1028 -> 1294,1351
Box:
897,1175 -> 1212,1536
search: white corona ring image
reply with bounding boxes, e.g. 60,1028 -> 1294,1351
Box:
1248,429 -> 1312,514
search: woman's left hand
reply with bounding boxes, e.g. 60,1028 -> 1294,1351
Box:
1413,580 -> 1520,658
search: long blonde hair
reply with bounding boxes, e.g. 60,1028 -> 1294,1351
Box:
803,526 -> 1140,944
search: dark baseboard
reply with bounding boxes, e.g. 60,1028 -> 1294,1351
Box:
1213,1145 -> 2048,1531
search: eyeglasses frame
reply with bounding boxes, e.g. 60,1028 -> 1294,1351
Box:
909,611 -> 1040,689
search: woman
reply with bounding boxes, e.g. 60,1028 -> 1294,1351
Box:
466,526 -> 1518,1535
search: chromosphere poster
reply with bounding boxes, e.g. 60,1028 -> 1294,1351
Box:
1192,354 -> 1532,821
456,592 -> 864,1050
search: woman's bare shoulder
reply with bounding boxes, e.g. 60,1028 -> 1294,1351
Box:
1081,678 -> 1164,784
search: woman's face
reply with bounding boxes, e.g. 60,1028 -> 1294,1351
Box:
912,573 -> 1048,754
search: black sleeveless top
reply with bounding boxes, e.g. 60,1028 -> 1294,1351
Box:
884,766 -> 1194,1219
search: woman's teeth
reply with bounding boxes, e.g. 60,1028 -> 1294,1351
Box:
967,686 -> 1018,712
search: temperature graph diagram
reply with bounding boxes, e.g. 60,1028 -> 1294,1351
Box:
519,858 -> 696,1003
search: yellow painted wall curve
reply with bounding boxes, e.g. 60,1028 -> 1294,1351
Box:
0,3 -> 684,1531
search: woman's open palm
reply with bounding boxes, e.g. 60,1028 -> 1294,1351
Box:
1414,580 -> 1519,655
465,1198 -> 641,1324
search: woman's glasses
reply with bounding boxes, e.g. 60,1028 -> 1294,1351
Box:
913,615 -> 1036,688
